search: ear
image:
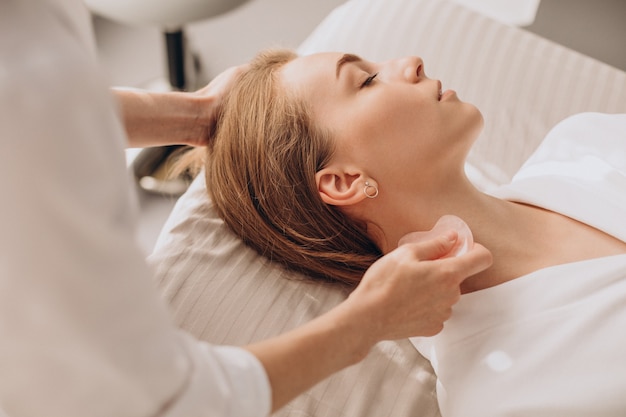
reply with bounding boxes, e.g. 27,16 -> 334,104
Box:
315,167 -> 370,206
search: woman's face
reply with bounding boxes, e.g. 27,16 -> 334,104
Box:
279,52 -> 483,190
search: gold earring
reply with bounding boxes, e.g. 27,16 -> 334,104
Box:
363,181 -> 379,198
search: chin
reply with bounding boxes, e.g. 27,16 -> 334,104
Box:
465,103 -> 484,138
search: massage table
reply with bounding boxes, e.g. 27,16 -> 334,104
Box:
148,0 -> 626,415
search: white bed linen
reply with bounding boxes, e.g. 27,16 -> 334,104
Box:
494,112 -> 626,242
411,113 -> 626,417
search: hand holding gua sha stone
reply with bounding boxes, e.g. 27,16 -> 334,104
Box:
398,215 -> 474,258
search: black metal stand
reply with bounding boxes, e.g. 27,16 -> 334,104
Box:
134,29 -> 197,195
164,29 -> 186,91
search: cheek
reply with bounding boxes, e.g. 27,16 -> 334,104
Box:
355,95 -> 431,137
380,92 -> 437,125
323,93 -> 442,163
380,105 -> 441,153
344,100 -> 441,163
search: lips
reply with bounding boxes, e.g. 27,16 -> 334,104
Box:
437,80 -> 442,101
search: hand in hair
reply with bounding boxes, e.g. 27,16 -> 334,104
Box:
114,64 -> 248,149
191,64 -> 249,146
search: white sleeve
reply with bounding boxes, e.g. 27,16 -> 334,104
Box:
0,1 -> 270,416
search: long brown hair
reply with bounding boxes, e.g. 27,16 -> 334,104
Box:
184,49 -> 382,286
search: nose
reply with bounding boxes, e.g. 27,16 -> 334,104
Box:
379,56 -> 425,83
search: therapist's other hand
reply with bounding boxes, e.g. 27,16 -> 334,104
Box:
191,64 -> 249,147
345,232 -> 492,343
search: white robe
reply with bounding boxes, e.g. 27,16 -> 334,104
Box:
0,1 -> 270,416
411,113 -> 626,417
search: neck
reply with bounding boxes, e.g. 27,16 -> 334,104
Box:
369,177 -> 545,293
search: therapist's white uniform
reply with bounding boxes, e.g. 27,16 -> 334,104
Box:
0,1 -> 271,416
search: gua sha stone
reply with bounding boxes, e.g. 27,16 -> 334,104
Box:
398,215 -> 474,258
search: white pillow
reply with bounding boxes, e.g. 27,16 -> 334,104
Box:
149,0 -> 626,415
152,174 -> 440,416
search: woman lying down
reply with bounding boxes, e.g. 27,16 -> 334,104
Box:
179,49 -> 626,416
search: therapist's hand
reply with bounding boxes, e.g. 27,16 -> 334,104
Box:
345,232 -> 493,341
190,64 -> 248,147
247,232 -> 492,413
115,64 -> 248,149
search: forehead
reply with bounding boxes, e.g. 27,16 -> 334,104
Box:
279,52 -> 355,125
280,52 -> 344,91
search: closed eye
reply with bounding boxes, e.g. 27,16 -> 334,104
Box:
360,72 -> 379,88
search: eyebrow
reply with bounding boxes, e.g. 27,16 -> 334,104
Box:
336,53 -> 363,78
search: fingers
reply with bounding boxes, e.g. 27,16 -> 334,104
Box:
439,243 -> 493,284
399,229 -> 492,280
192,64 -> 250,146
195,64 -> 250,102
353,239 -> 492,341
397,231 -> 458,260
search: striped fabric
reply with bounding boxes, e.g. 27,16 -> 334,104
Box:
150,0 -> 626,415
